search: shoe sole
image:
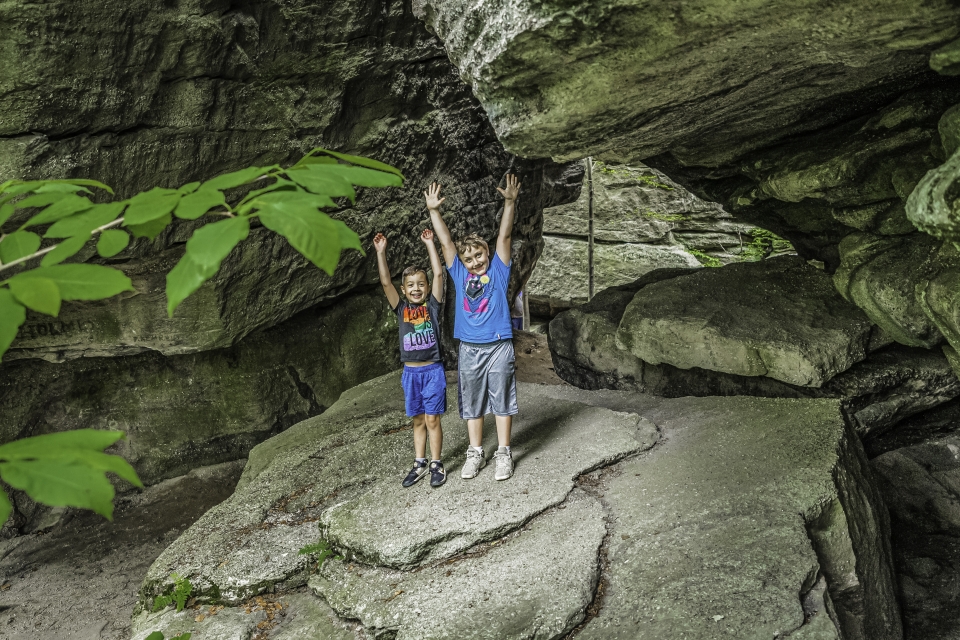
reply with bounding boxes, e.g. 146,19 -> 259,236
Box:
461,460 -> 486,479
402,469 -> 429,487
495,470 -> 513,481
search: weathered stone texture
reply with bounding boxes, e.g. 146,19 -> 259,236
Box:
0,0 -> 580,362
0,289 -> 399,488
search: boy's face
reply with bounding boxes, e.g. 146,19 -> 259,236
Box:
403,272 -> 429,304
460,245 -> 489,275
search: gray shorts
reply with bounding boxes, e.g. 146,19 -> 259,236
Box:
457,339 -> 519,419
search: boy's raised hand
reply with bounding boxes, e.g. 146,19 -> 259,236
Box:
373,232 -> 388,253
496,174 -> 521,201
420,228 -> 435,243
424,182 -> 445,211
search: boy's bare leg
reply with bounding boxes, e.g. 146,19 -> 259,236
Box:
413,414 -> 427,459
467,418 -> 484,449
425,414 -> 443,460
495,415 -> 512,447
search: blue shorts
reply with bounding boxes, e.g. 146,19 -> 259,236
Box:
401,362 -> 447,417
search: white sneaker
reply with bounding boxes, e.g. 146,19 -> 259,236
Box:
461,447 -> 486,479
494,447 -> 513,481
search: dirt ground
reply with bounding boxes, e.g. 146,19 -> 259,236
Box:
0,332 -> 562,640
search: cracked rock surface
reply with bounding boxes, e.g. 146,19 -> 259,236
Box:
136,364 -> 901,639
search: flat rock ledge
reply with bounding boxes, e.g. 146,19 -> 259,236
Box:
615,255 -> 877,387
134,371 -> 901,639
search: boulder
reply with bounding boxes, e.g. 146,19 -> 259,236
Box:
872,436 -> 960,638
136,372 -> 901,639
550,272 -> 960,437
908,146 -> 960,246
412,0 -> 958,166
833,232 -> 943,348
616,256 -> 877,387
0,0 -> 581,362
0,289 -> 399,487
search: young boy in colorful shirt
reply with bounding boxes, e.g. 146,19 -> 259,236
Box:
373,229 -> 447,488
424,175 -> 521,481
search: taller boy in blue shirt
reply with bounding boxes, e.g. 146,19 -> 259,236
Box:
425,175 -> 521,481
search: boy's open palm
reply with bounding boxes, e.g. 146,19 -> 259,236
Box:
373,233 -> 388,253
496,174 -> 521,201
424,182 -> 445,210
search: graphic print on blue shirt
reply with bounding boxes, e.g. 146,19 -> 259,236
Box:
402,304 -> 436,351
463,273 -> 492,314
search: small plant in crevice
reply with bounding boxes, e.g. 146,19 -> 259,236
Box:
640,209 -> 686,223
687,249 -> 724,268
594,161 -> 674,190
145,632 -> 191,640
737,228 -> 793,262
152,573 -> 193,613
299,538 -> 342,569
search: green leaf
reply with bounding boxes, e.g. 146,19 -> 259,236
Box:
258,202 -> 341,274
0,489 -> 10,528
166,254 -> 213,317
0,429 -> 126,458
178,181 -> 201,194
201,166 -> 276,191
235,179 -> 300,214
174,188 -> 227,220
0,460 -> 117,519
145,633 -> 164,640
0,289 -> 26,360
0,231 -> 41,263
8,275 -> 60,316
0,204 -> 15,227
287,167 -> 357,202
248,190 -> 337,210
40,234 -> 90,266
315,164 -> 403,188
34,183 -> 92,195
123,188 -> 181,226
24,264 -> 134,301
301,148 -> 405,178
14,192 -> 69,209
97,229 -> 130,257
20,194 -> 95,229
185,216 -> 249,269
45,202 -> 125,238
127,211 -> 172,240
333,219 -> 364,255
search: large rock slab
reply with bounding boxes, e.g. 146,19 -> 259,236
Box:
413,0 -> 959,165
0,0 -> 580,362
137,372 -> 658,606
0,289 -> 399,487
536,387 -> 901,640
616,256 -> 878,387
137,366 -> 902,639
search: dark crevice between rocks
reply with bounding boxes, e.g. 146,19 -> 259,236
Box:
286,365 -> 326,415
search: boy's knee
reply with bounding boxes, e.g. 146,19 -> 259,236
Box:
425,415 -> 442,430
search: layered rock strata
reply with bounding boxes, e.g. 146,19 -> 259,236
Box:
526,162 -> 793,318
0,0 -> 580,363
549,262 -> 960,438
133,371 -> 901,639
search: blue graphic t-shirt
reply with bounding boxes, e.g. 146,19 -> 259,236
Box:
449,253 -> 513,343
394,294 -> 443,363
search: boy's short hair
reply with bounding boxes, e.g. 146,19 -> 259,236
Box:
456,233 -> 489,256
402,265 -> 428,283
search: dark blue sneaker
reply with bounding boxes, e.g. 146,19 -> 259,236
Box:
429,461 -> 447,487
402,460 -> 428,487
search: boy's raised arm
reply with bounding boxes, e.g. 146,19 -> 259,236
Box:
421,229 -> 445,302
424,182 -> 456,268
495,174 -> 521,265
373,233 -> 401,309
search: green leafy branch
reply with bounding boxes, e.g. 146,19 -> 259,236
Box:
0,147 -> 404,362
0,429 -> 142,525
152,573 -> 194,613
299,538 -> 341,568
0,149 -> 403,529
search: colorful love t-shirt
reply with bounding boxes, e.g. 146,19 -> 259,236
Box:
394,294 -> 443,363
449,253 -> 513,343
